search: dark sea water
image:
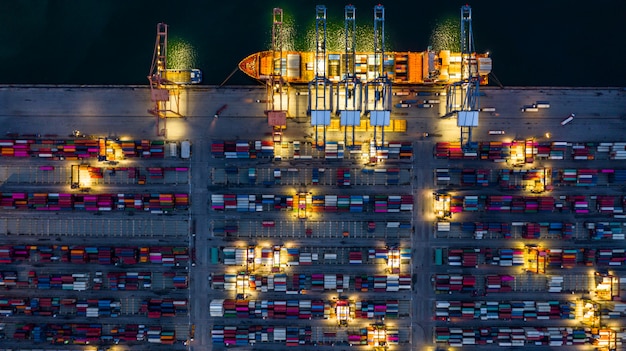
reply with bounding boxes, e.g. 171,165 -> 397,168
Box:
1,0 -> 625,87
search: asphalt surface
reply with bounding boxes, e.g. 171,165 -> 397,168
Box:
0,84 -> 625,351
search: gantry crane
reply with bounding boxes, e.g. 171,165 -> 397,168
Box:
369,320 -> 389,351
266,9 -> 288,140
308,5 -> 333,149
365,5 -> 391,146
444,5 -> 481,149
147,23 -> 182,137
336,5 -> 363,148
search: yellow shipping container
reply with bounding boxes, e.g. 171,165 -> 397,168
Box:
355,119 -> 369,132
352,122 -> 363,132
394,119 -> 407,132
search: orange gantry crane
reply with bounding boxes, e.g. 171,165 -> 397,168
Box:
147,22 -> 182,137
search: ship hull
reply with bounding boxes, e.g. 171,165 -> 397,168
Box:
239,50 -> 491,85
163,69 -> 202,85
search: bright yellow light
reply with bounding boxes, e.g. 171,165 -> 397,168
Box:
387,248 -> 400,272
335,300 -> 349,325
595,275 -> 615,300
236,274 -> 249,291
78,167 -> 92,188
164,117 -> 189,140
433,193 -> 451,219
233,240 -> 248,247
168,38 -> 197,70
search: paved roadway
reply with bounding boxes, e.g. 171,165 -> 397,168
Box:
1,85 -> 625,351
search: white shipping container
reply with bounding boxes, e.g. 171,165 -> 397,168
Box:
169,142 -> 178,157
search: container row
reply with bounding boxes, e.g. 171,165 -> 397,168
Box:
210,194 -> 413,213
209,298 -> 401,320
0,245 -> 189,266
0,192 -> 189,212
0,271 -> 188,290
211,273 -> 412,293
0,138 -> 171,159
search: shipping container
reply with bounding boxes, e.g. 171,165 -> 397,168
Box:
435,248 -> 443,266
181,140 -> 191,159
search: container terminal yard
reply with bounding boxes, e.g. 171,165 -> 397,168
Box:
1,4 -> 626,351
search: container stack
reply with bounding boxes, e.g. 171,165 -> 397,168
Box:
69,247 -> 86,263
211,140 -> 225,157
258,140 -> 275,157
336,195 -> 349,212
569,195 -> 589,214
386,275 -> 399,292
434,274 -> 475,293
608,169 -> 626,184
485,275 -> 514,293
588,222 -> 625,240
547,276 -> 563,293
349,251 -> 363,264
325,141 -> 340,159
349,195 -> 364,212
549,142 -> 568,160
572,143 -> 593,160
337,168 -> 351,186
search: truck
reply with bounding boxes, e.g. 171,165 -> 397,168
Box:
181,140 -> 191,159
561,114 -> 575,126
214,104 -> 228,118
521,106 -> 539,112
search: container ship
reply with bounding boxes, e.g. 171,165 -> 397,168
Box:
239,49 -> 492,85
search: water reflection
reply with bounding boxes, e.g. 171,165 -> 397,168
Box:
167,38 -> 197,70
429,16 -> 459,52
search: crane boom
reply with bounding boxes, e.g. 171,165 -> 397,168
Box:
149,23 -> 168,85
